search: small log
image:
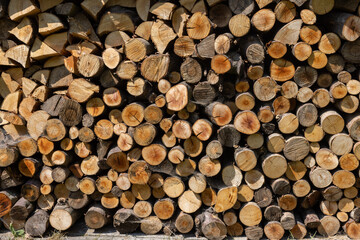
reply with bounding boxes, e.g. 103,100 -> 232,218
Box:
18,157 -> 40,177
195,211 -> 227,240
113,208 -> 140,233
0,146 -> 19,167
10,197 -> 34,221
300,25 -> 322,45
239,202 -> 262,227
262,154 -> 287,179
283,136 -> 309,161
267,41 -> 287,59
317,215 -> 340,237
254,186 -> 272,208
140,216 -> 163,235
68,190 -> 90,210
270,59 -> 295,82
301,209 -> 320,229
49,198 -> 82,231
188,172 -> 206,194
154,198 -> 175,220
292,42 -> 312,61
245,226 -> 263,240
309,167 -> 333,188
128,160 -> 150,185
239,35 -> 265,64
271,178 -> 290,195
25,209 -> 49,237
133,200 -> 152,218
308,50 -> 328,69
244,169 -> 265,190
229,14 -> 250,37
178,190 -> 202,214
99,192 -> 117,209
0,190 -> 18,218
21,179 -> 41,202
264,221 -> 285,240
85,204 -> 111,229
206,102 -> 233,127
264,205 -> 282,221
280,212 -> 295,230
333,170 -> 356,189
252,9 -> 275,32
175,211 -> 194,234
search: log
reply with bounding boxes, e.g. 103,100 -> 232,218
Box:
25,209 -> 49,237
178,190 -> 201,214
283,136 -> 309,161
300,9 -> 316,24
1,166 -> 24,189
327,12 -> 360,42
113,208 -> 140,233
317,215 -> 340,237
229,14 -> 250,37
49,198 -> 82,231
206,102 -> 233,126
280,212 -> 296,230
271,178 -> 290,195
140,216 -> 163,235
101,192 -> 119,209
292,42 -> 312,61
68,190 -> 90,209
85,204 -> 111,229
275,1 -> 296,24
0,190 -> 18,218
290,217 -> 307,239
264,221 -> 285,240
267,41 -> 287,59
239,202 -> 262,227
175,211 -> 194,234
244,226 -> 263,240
0,146 -> 19,167
196,211 -> 227,240
189,172 -> 206,193
252,9 -> 275,32
10,197 -> 34,221
264,205 -> 282,221
254,186 -> 272,208
270,59 -> 295,82
154,198 -> 175,220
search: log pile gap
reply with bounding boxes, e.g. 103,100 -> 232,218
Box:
1,0 -> 360,239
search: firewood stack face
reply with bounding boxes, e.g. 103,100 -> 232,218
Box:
2,0 -> 360,239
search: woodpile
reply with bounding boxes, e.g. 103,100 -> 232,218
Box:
1,0 -> 360,239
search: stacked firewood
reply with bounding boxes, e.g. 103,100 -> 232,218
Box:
1,0 -> 360,239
